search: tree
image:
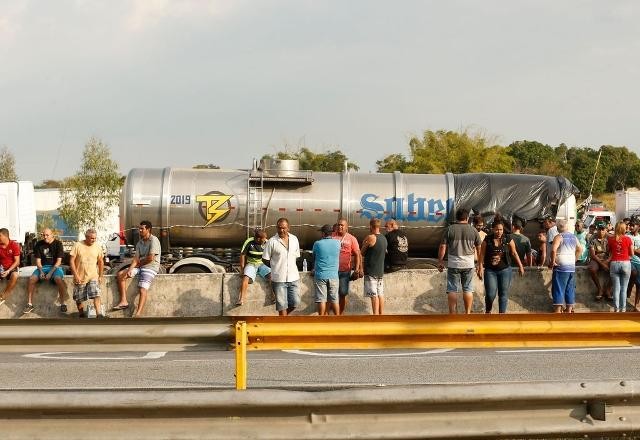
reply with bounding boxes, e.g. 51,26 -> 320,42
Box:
565,147 -> 606,195
34,179 -> 64,189
0,146 -> 18,181
506,140 -> 556,174
193,164 -> 220,169
263,147 -> 359,171
376,128 -> 513,174
59,137 -> 121,235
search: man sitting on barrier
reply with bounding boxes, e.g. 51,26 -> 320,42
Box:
24,228 -> 67,315
237,229 -> 271,306
0,228 -> 20,307
589,222 -> 611,301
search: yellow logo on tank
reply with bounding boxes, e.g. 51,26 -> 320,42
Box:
196,192 -> 233,226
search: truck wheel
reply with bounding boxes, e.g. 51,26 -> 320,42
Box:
173,265 -> 208,274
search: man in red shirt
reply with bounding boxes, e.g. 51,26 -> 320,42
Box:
331,218 -> 363,314
0,228 -> 21,306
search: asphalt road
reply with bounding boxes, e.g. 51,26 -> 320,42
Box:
1,344 -> 639,390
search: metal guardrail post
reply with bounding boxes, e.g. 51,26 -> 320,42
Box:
235,321 -> 247,390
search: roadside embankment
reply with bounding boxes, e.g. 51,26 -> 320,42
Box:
0,268 -> 618,319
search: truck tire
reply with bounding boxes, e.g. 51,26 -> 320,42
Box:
173,265 -> 208,274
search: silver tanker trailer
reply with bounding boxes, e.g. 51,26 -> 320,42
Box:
120,159 -> 578,273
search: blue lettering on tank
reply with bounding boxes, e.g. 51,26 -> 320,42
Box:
359,193 -> 453,223
360,194 -> 385,219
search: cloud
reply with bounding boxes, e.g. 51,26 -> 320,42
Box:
124,0 -> 235,32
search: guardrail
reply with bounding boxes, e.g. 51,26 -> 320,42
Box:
234,313 -> 640,389
1,381 -> 639,439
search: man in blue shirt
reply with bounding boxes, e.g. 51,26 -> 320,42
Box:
312,224 -> 340,315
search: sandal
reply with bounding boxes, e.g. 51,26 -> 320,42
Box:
111,304 -> 129,311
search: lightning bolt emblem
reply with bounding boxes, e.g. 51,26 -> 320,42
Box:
196,194 -> 232,226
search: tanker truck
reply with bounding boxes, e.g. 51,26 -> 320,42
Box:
119,159 -> 578,274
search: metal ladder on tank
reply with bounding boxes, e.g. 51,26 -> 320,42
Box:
246,171 -> 264,237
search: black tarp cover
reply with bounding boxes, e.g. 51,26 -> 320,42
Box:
453,174 -> 579,224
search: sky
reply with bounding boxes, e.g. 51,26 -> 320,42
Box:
1,0 -> 639,183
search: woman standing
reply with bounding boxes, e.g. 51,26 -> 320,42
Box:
477,218 -> 525,313
608,221 -> 634,312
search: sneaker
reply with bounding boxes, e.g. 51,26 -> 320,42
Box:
22,303 -> 34,314
60,304 -> 68,313
96,314 -> 107,319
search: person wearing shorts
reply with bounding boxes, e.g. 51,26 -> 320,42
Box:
438,208 -> 482,314
313,224 -> 340,315
24,228 -> 67,315
237,230 -> 271,306
331,218 -> 362,314
548,219 -> 582,313
0,228 -> 21,307
262,218 -> 301,316
113,220 -> 161,317
69,228 -> 104,318
361,218 -> 387,315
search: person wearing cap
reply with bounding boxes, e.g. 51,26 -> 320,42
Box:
510,219 -> 532,267
237,229 -> 271,306
312,224 -> 340,315
588,222 -> 611,300
574,221 -> 589,265
543,216 -> 558,265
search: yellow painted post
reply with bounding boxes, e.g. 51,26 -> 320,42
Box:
235,321 -> 247,390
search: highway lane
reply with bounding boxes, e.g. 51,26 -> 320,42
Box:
1,345 -> 639,390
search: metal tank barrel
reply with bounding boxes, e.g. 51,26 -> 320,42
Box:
121,166 -> 455,255
120,164 -> 577,256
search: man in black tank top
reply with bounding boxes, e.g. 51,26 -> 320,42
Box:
361,218 -> 388,315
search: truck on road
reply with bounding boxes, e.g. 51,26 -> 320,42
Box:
119,160 -> 578,273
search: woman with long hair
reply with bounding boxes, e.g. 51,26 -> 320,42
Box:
608,221 -> 634,312
477,218 -> 525,313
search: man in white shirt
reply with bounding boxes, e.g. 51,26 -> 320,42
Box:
262,218 -> 301,316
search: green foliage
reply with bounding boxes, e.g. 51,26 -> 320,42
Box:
36,213 -> 59,236
193,164 -> 220,169
376,129 -> 513,174
263,147 -> 359,172
34,179 -> 64,189
0,146 -> 18,181
59,137 -> 122,233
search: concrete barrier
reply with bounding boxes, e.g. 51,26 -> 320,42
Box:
0,268 -> 624,318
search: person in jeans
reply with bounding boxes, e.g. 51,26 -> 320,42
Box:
548,219 -> 582,313
312,224 -> 340,315
477,218 -> 524,314
438,208 -> 482,314
607,221 -> 634,312
262,218 -> 301,316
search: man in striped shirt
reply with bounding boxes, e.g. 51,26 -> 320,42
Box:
237,229 -> 271,306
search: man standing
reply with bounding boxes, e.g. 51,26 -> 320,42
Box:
548,219 -> 582,313
361,218 -> 388,315
69,228 -> 105,318
438,208 -> 482,314
510,220 -> 532,267
262,218 -> 301,316
588,222 -> 610,300
332,218 -> 362,314
113,220 -> 161,317
0,228 -> 20,306
24,228 -> 67,314
312,224 -> 340,316
543,216 -> 558,264
574,221 -> 590,265
384,219 -> 408,273
237,229 -> 271,306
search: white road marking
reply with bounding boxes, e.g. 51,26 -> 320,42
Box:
282,349 -> 454,358
496,346 -> 640,354
23,351 -> 167,360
